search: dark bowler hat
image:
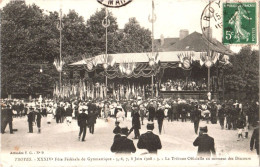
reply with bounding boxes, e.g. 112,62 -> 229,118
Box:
120,127 -> 129,135
147,121 -> 154,130
200,126 -> 208,133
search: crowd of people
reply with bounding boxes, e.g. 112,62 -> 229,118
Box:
160,79 -> 208,91
1,97 -> 259,156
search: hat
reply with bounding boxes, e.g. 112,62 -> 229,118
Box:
117,105 -> 122,109
133,104 -> 138,108
120,127 -> 129,135
147,121 -> 154,130
200,126 -> 208,133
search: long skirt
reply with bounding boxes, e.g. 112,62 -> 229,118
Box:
47,114 -> 53,123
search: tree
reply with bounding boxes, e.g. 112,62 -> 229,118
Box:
224,46 -> 259,101
86,8 -> 120,56
1,3 -> 153,98
119,17 -> 152,53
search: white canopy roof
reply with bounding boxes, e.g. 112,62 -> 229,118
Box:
69,51 -> 205,66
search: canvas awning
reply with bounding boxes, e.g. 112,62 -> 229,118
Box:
69,51 -> 205,66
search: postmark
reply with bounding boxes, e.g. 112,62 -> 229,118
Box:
223,2 -> 257,44
97,0 -> 132,8
200,0 -> 223,43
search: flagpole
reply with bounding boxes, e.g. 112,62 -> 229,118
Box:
149,0 -> 156,98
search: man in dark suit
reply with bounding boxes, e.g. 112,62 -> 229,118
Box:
156,105 -> 165,135
111,127 -> 136,154
193,105 -> 201,134
128,106 -> 141,139
55,103 -> 62,123
137,122 -> 162,154
193,126 -> 216,157
36,108 -> 42,133
250,123 -> 259,155
1,104 -> 14,134
218,104 -> 225,130
147,102 -> 155,122
27,107 -> 35,133
78,108 -> 88,142
87,110 -> 97,134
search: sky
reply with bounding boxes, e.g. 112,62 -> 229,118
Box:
1,0 -> 257,52
0,0 -> 209,38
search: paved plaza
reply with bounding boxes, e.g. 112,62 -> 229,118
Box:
1,117 -> 259,167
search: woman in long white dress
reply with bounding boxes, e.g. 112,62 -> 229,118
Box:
46,105 -> 53,124
116,106 -> 125,123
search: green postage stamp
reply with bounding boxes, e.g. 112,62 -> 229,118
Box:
223,2 -> 257,44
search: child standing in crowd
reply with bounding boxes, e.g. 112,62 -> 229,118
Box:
237,116 -> 245,141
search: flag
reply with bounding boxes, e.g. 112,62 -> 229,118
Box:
100,85 -> 103,99
142,85 -> 145,98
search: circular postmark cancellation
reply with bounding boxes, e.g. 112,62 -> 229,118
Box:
97,0 -> 132,8
222,2 -> 257,45
200,0 -> 222,45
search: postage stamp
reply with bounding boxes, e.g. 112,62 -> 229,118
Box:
223,2 -> 257,44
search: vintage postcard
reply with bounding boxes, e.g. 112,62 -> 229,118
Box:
0,0 -> 259,167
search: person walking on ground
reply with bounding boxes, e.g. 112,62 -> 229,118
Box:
60,103 -> 66,123
137,122 -> 162,154
111,127 -> 136,154
156,105 -> 165,135
88,110 -> 97,134
167,104 -> 173,122
65,104 -> 73,125
27,107 -> 35,133
181,104 -> 187,122
193,104 -> 201,135
193,126 -> 216,157
172,101 -> 178,121
236,116 -> 245,141
147,102 -> 155,122
250,122 -> 259,155
218,104 -> 225,130
1,105 -> 14,134
46,104 -> 53,125
139,104 -> 146,125
36,108 -> 42,134
78,108 -> 88,142
128,105 -> 141,139
55,103 -> 62,123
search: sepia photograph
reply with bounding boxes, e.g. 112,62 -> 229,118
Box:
0,0 -> 259,166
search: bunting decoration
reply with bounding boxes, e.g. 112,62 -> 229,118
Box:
177,52 -> 195,69
200,51 -> 220,68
